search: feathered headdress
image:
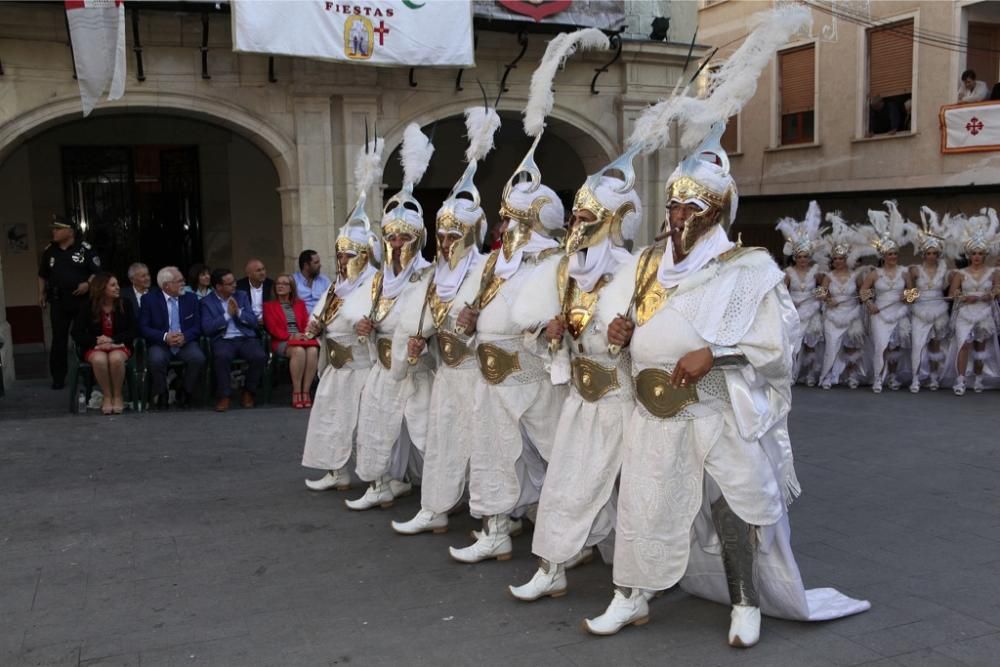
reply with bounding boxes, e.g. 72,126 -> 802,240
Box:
776,200 -> 824,257
950,207 -> 1000,255
822,210 -> 877,267
860,200 -> 913,256
903,206 -> 956,259
382,122 -> 435,250
338,126 -> 384,270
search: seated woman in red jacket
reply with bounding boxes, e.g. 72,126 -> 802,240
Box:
71,272 -> 137,415
263,273 -> 319,408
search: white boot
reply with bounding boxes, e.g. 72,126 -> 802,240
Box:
344,476 -> 394,511
449,515 -> 512,563
388,479 -> 412,499
304,468 -> 351,491
471,518 -> 522,540
508,562 -> 567,601
563,547 -> 594,570
583,589 -> 650,636
391,509 -> 447,535
728,605 -> 761,648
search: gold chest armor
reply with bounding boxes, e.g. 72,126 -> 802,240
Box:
476,343 -> 521,385
326,339 -> 354,369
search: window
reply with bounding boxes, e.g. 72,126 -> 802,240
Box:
721,114 -> 739,153
779,45 -> 815,145
867,19 -> 914,135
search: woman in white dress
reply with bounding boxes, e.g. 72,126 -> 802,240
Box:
946,209 -> 1000,395
903,206 -> 954,393
858,201 -> 913,393
776,201 -> 824,386
818,213 -> 874,390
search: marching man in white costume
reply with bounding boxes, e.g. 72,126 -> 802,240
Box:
945,209 -> 1000,395
585,6 -> 870,647
508,165 -> 642,601
903,207 -> 954,393
391,102 -> 502,536
447,29 -> 609,564
858,202 -> 914,393
301,133 -> 382,492
347,124 -> 437,511
776,201 -> 825,386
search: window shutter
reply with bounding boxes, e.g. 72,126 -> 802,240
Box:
869,19 -> 914,98
780,45 -> 815,114
721,115 -> 738,153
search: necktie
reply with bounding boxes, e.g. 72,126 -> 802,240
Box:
169,297 -> 180,354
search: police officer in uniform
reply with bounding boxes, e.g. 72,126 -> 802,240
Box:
37,216 -> 101,389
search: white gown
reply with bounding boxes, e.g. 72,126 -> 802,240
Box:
354,267 -> 435,483
868,267 -> 911,384
609,245 -> 870,622
820,269 -> 868,386
468,250 -> 566,518
785,265 -> 823,382
909,261 -> 950,384
529,265 -> 634,565
301,273 -> 375,472
396,256 -> 487,514
944,268 -> 1000,383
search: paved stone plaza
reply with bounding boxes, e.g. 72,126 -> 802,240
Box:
1,380 -> 998,666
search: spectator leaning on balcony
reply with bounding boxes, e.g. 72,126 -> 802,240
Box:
868,95 -> 904,136
958,69 -> 989,104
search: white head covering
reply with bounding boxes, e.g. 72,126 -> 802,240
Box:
950,207 -> 1000,255
776,200 -> 823,257
334,221 -> 380,298
433,193 -> 485,300
568,175 -> 641,291
495,181 -> 563,279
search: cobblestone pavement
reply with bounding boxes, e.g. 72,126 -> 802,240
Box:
1,380 -> 998,666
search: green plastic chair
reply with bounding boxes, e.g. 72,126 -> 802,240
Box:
133,338 -> 211,410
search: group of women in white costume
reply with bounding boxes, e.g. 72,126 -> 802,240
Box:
298,8 -> 872,650
777,201 -> 1000,394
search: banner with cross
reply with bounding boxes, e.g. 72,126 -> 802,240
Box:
231,0 -> 474,67
940,100 -> 1000,154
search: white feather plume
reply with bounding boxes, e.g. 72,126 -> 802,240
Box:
523,28 -> 610,138
464,107 -> 502,163
628,5 -> 811,155
775,200 -> 824,257
823,210 -> 877,267
860,200 -> 913,254
400,122 -> 434,187
353,137 -> 384,196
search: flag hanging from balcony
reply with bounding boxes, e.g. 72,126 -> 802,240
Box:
940,102 -> 1000,153
231,0 -> 474,67
65,0 -> 127,117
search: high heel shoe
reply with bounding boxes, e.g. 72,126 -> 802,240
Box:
292,392 -> 305,409
101,396 -> 113,415
303,393 -> 312,408
112,396 -> 125,415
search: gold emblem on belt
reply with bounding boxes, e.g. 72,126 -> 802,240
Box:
437,330 -> 471,368
476,343 -> 521,384
634,368 -> 699,418
571,357 -> 619,402
376,338 -> 393,370
326,339 -> 354,369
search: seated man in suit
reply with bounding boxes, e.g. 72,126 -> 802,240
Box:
123,262 -> 151,323
139,266 -> 206,409
200,267 -> 266,411
235,258 -> 273,322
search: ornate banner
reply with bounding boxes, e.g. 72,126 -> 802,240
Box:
940,101 -> 1000,154
231,0 -> 475,67
474,0 -> 624,30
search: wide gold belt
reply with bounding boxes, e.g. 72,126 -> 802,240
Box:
437,330 -> 472,368
634,368 -> 699,418
326,338 -> 354,369
571,357 -> 619,402
376,337 -> 393,370
476,343 -> 521,385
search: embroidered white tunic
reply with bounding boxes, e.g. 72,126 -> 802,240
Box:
868,267 -> 911,382
301,274 -> 375,472
820,269 -> 868,386
909,261 -> 950,381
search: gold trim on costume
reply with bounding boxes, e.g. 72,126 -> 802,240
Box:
437,330 -> 472,368
634,368 -> 699,418
571,357 -> 619,402
326,339 -> 354,369
472,251 -> 505,311
476,343 -> 521,384
557,257 -> 608,339
369,271 -> 397,324
427,288 -> 453,330
376,337 -> 393,370
318,289 -> 344,326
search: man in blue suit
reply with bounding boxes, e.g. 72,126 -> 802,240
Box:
139,266 -> 206,410
200,267 -> 267,411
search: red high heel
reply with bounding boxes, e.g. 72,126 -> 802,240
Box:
292,392 -> 305,409
302,393 -> 313,408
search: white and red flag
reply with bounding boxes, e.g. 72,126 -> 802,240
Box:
940,101 -> 1000,153
65,0 -> 127,116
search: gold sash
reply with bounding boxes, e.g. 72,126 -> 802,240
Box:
571,357 -> 619,402
437,330 -> 472,368
634,368 -> 699,418
376,338 -> 393,370
476,343 -> 521,385
326,339 -> 354,369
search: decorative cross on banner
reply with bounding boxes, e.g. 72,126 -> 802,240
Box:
966,117 -> 984,136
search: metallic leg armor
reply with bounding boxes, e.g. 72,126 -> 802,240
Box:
711,496 -> 759,608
